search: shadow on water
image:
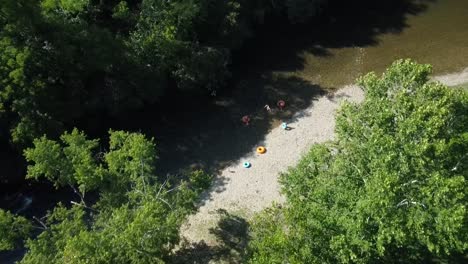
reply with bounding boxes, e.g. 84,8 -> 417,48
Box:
233,0 -> 435,75
169,210 -> 250,264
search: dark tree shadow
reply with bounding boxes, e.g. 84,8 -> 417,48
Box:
103,0 -> 437,208
0,0 -> 436,209
231,0 -> 435,74
169,209 -> 250,264
0,0 -> 438,190
141,74 -> 324,206
0,1 -> 438,262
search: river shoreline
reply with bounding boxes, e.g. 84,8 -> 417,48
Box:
178,68 -> 468,252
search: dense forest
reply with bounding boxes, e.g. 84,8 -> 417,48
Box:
0,0 -> 326,154
1,0 -> 467,263
0,0 -> 328,262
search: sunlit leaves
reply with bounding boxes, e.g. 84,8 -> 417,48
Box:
24,128 -> 102,192
248,60 -> 468,263
18,129 -> 211,263
0,209 -> 32,251
41,0 -> 89,14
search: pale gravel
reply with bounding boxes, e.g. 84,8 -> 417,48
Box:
180,69 -> 468,245
433,67 -> 468,86
180,84 -> 364,244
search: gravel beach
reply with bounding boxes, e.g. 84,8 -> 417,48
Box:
180,69 -> 468,245
180,84 -> 364,244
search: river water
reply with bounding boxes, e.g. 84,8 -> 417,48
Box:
238,0 -> 468,89
303,0 -> 468,87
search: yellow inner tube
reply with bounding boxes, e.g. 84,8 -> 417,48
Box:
256,146 -> 266,154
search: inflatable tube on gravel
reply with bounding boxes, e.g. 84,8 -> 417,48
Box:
243,162 -> 251,168
277,100 -> 285,109
256,146 -> 266,154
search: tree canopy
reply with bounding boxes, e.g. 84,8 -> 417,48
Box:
0,0 -> 330,261
247,60 -> 468,263
2,129 -> 211,263
0,0 -> 328,148
0,209 -> 32,251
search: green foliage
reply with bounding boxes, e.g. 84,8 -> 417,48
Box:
41,0 -> 89,13
19,129 -> 211,263
19,200 -> 180,264
25,129 -> 102,191
112,1 -> 131,21
248,60 -> 468,263
130,0 -> 238,92
0,209 -> 32,251
0,0 -> 329,148
20,204 -> 87,263
247,205 -> 289,263
172,45 -> 230,92
0,0 -> 164,146
189,169 -> 213,192
284,0 -> 328,23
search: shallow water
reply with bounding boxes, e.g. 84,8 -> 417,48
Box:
303,0 -> 468,87
241,0 -> 468,89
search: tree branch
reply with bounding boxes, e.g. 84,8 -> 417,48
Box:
69,183 -> 86,206
157,197 -> 173,210
70,201 -> 100,213
451,153 -> 467,171
156,175 -> 170,197
33,216 -> 48,230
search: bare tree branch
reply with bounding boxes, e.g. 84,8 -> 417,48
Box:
33,216 -> 48,230
70,201 -> 100,213
69,183 -> 87,206
157,197 -> 173,210
156,174 -> 171,197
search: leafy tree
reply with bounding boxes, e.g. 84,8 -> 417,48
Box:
24,129 -> 101,191
130,0 -> 238,93
14,129 -> 212,263
248,60 -> 468,263
284,0 -> 328,23
1,0 -> 330,149
0,0 -> 165,146
0,209 -> 32,251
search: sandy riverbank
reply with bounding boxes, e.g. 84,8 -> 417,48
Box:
180,69 -> 468,246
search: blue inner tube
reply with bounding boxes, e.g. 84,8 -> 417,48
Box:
281,122 -> 288,129
243,162 -> 251,168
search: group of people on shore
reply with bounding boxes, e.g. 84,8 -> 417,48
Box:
242,100 -> 286,126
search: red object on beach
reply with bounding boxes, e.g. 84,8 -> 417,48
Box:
277,100 -> 285,110
241,115 -> 251,125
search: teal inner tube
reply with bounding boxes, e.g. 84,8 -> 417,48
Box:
281,122 -> 288,129
243,162 -> 251,168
